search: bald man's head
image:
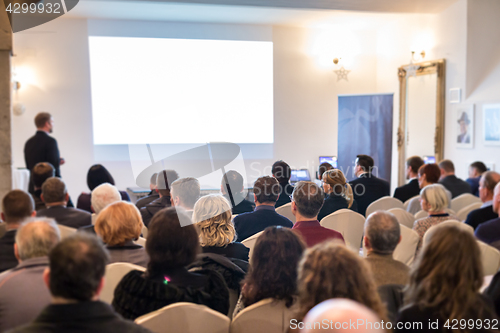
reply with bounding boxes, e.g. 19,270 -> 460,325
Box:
364,211 -> 401,255
301,299 -> 384,333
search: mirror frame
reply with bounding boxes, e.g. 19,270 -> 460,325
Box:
397,59 -> 446,186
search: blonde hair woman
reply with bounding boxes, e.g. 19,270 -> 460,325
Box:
413,184 -> 458,252
95,201 -> 148,267
193,194 -> 249,261
317,169 -> 358,221
398,224 -> 497,331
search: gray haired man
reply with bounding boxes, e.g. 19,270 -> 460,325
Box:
363,211 -> 409,287
0,218 -> 60,332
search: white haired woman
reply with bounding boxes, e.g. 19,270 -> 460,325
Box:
413,184 -> 459,252
193,194 -> 249,261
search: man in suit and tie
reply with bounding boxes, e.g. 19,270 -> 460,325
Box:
234,176 -> 293,242
393,156 -> 424,204
475,182 -> 500,249
37,178 -> 91,229
465,171 -> 500,230
24,112 -> 65,194
438,159 -> 472,198
349,155 -> 390,216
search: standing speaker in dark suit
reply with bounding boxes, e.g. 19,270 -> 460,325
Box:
393,156 -> 424,203
24,113 -> 64,194
349,155 -> 390,217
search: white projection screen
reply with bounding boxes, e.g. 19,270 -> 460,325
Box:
88,36 -> 274,145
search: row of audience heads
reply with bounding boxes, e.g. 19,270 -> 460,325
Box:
1,202 -> 486,328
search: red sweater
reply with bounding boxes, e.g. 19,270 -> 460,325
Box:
292,220 -> 345,247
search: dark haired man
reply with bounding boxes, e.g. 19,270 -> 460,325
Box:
0,190 -> 36,273
290,181 -> 344,247
221,170 -> 254,215
438,159 -> 471,198
24,112 -> 64,194
349,155 -> 390,216
233,176 -> 293,242
466,161 -> 488,197
272,160 -> 294,208
31,162 -> 55,211
9,233 -> 151,333
393,156 -> 424,203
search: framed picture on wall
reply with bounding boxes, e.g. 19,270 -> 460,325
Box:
483,104 -> 500,146
456,104 -> 474,149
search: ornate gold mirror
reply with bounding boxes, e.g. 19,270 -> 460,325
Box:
397,59 -> 446,186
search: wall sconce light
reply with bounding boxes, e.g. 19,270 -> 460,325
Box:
411,50 -> 426,62
332,57 -> 350,82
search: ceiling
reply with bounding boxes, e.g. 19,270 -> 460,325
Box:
66,0 -> 458,27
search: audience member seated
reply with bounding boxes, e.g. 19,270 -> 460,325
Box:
291,181 -> 344,247
221,170 -> 255,215
135,173 -> 159,209
9,233 -> 151,333
140,169 -> 179,227
363,211 -> 409,287
234,226 -> 305,317
77,164 -> 130,213
0,218 -> 60,332
193,194 -> 249,261
170,177 -> 200,223
290,242 -> 387,328
234,176 -> 293,242
95,201 -> 148,267
406,163 -> 452,214
0,190 -> 36,273
413,184 -> 457,252
313,162 -> 334,187
272,160 -> 294,208
113,208 -> 229,320
465,171 -> 500,230
317,169 -> 358,221
475,182 -> 500,248
438,159 -> 472,198
393,156 -> 424,203
90,183 -> 122,223
349,155 -> 390,216
467,161 -> 488,197
300,299 -> 385,333
31,162 -> 55,211
37,177 -> 91,228
397,224 -> 497,332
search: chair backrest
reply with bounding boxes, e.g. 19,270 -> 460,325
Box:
275,203 -> 295,224
366,196 -> 404,217
387,208 -> 416,229
404,195 -> 419,210
456,202 -> 483,222
450,193 -> 482,213
57,224 -> 77,239
422,220 -> 473,247
134,237 -> 147,247
141,225 -> 148,238
477,241 -> 500,276
241,230 -> 265,262
414,210 -> 427,220
393,224 -> 420,266
320,209 -> 365,252
135,302 -> 230,333
231,298 -> 293,333
101,262 -> 146,304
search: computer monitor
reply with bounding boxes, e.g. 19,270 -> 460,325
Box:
290,169 -> 311,184
319,156 -> 338,168
423,155 -> 436,164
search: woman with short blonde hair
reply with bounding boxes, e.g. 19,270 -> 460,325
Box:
317,169 -> 358,221
95,201 -> 148,267
193,194 -> 249,261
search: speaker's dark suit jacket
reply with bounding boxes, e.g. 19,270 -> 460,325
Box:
349,173 -> 390,217
24,131 -> 61,193
465,204 -> 498,230
439,175 -> 471,198
37,205 -> 91,229
234,205 -> 293,242
393,178 -> 420,204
